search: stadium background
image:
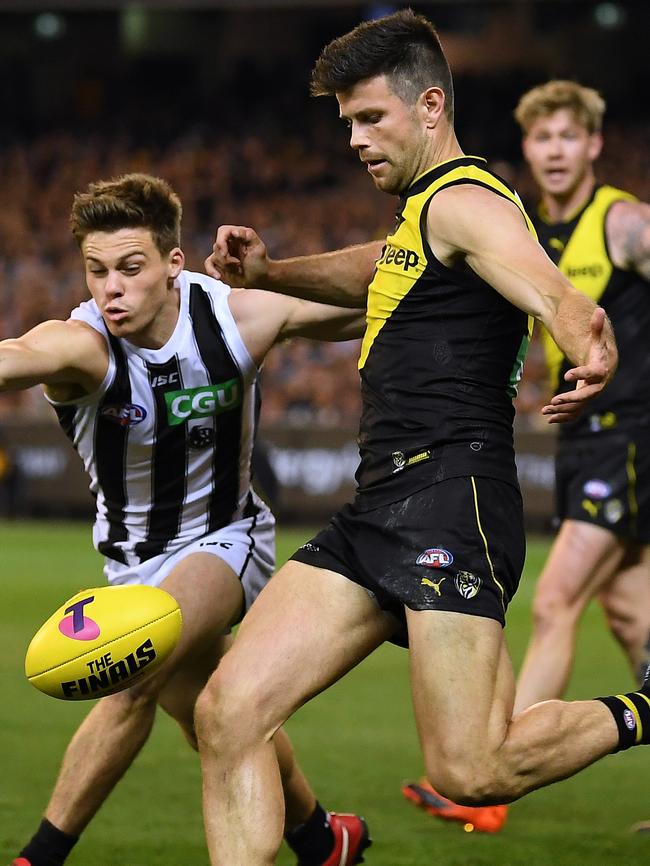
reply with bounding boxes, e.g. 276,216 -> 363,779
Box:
1,1 -> 649,864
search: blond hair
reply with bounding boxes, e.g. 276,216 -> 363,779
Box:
514,80 -> 605,134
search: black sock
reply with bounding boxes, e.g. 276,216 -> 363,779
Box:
285,802 -> 334,865
18,819 -> 79,866
597,675 -> 650,752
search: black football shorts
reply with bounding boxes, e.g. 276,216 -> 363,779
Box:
290,476 -> 525,646
555,432 -> 650,543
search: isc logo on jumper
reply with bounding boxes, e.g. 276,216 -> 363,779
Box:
416,548 -> 453,568
165,379 -> 241,426
101,403 -> 147,427
58,596 -> 100,641
151,372 -> 179,388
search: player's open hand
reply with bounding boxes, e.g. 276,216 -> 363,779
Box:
204,226 -> 270,288
541,306 -> 618,423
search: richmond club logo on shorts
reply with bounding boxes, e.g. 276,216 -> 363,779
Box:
58,595 -> 101,641
454,571 -> 482,600
416,548 -> 453,568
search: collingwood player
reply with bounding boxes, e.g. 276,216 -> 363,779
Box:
3,173 -> 371,866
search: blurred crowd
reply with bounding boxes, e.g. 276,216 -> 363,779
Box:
1,119 -> 648,430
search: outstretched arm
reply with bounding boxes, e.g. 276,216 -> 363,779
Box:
228,289 -> 365,367
205,225 -> 382,308
427,184 -> 617,424
0,319 -> 108,400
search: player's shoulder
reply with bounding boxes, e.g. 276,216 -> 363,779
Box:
428,181 -> 527,240
606,197 -> 650,227
181,269 -> 230,297
22,316 -> 105,354
605,195 -> 650,261
227,286 -> 290,326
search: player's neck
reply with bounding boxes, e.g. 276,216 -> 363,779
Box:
428,128 -> 464,171
540,172 -> 596,223
128,284 -> 181,350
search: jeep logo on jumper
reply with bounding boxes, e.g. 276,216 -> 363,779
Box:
165,380 -> 241,426
378,243 -> 419,271
566,263 -> 604,279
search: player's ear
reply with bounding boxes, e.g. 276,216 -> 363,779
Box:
420,86 -> 446,129
167,247 -> 185,279
588,131 -> 603,162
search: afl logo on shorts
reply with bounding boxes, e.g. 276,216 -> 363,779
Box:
416,548 -> 453,568
454,571 -> 482,600
101,403 -> 147,427
583,479 -> 611,500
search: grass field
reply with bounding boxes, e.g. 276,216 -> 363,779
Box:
1,521 -> 649,865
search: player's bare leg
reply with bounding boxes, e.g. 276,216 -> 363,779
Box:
598,546 -> 650,834
43,553 -> 244,836
159,638 -> 320,831
195,560 -> 397,866
157,635 -> 317,828
514,521 -> 628,714
599,546 -> 650,684
407,608 -> 618,806
273,727 -> 319,828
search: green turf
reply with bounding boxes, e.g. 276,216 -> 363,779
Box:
1,521 -> 649,865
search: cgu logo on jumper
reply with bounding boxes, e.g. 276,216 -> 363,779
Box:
165,379 -> 241,426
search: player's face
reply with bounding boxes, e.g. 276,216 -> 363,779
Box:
82,228 -> 184,348
522,109 -> 602,200
337,75 -> 426,195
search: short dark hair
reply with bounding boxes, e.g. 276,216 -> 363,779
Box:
311,8 -> 454,119
70,173 -> 182,254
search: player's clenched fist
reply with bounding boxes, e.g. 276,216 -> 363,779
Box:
204,225 -> 270,288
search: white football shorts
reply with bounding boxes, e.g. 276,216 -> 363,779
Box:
103,502 -> 275,615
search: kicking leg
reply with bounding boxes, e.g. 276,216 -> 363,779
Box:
408,608 -> 618,806
515,520 -> 627,714
195,560 -> 396,866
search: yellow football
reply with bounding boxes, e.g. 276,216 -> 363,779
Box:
25,585 -> 183,700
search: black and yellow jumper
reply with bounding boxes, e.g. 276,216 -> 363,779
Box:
533,183 -> 650,439
355,155 -> 534,508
